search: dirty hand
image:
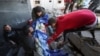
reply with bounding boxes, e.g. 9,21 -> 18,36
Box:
47,38 -> 54,45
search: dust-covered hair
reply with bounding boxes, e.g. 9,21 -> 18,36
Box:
32,6 -> 45,21
22,25 -> 32,35
3,24 -> 11,32
48,17 -> 57,25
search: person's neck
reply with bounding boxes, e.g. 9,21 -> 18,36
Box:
28,33 -> 32,37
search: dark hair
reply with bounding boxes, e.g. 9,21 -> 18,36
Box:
3,24 -> 11,32
32,6 -> 45,21
48,17 -> 56,25
3,24 -> 8,29
23,25 -> 32,35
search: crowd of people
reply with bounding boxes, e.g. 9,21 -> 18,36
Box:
64,0 -> 100,14
3,0 -> 100,56
64,0 -> 100,39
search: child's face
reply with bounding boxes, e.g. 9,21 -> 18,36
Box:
51,23 -> 56,28
37,11 -> 42,16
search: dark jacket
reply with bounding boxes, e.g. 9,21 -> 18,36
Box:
21,25 -> 35,51
21,35 -> 35,51
3,28 -> 22,45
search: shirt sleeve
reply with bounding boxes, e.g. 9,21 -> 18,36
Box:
47,23 -> 63,44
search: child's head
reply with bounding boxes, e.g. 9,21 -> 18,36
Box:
48,17 -> 57,28
32,6 -> 45,18
23,25 -> 34,35
3,24 -> 12,32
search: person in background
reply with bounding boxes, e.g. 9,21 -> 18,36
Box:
88,0 -> 100,12
21,25 -> 35,56
69,0 -> 77,12
3,24 -> 22,56
64,0 -> 73,14
47,9 -> 98,44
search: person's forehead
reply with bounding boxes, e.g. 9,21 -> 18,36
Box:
6,25 -> 10,27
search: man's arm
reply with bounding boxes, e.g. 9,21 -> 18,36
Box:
47,26 -> 63,44
3,33 -> 16,45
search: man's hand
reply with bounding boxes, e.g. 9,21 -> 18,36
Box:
47,38 -> 54,45
9,40 -> 16,45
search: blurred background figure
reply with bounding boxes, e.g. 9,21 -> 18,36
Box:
3,24 -> 22,56
64,0 -> 73,14
88,0 -> 100,12
22,25 -> 35,56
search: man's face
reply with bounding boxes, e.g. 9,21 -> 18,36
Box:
4,25 -> 11,31
37,11 -> 42,16
28,27 -> 34,33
